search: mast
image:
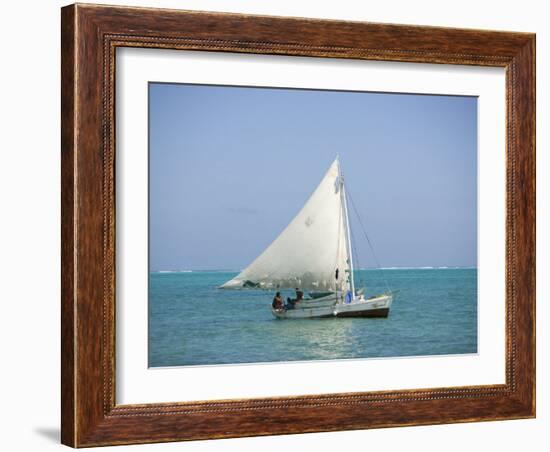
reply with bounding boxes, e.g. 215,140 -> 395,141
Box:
339,159 -> 355,299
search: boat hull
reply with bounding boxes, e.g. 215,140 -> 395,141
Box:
334,294 -> 392,318
335,307 -> 389,318
272,294 -> 393,319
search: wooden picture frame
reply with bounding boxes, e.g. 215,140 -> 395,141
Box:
61,3 -> 535,447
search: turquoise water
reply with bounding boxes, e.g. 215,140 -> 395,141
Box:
148,268 -> 477,367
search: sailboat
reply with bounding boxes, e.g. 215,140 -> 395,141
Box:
220,157 -> 393,319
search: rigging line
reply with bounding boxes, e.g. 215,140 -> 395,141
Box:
344,193 -> 362,287
347,189 -> 392,293
348,217 -> 364,289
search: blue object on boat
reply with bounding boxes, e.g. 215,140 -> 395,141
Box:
345,291 -> 352,304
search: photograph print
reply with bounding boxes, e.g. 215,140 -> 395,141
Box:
148,82 -> 477,367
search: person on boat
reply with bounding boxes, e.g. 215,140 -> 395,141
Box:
272,292 -> 284,311
285,288 -> 304,310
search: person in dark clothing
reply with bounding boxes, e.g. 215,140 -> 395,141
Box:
285,288 -> 304,310
272,292 -> 284,311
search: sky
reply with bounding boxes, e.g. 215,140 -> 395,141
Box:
149,83 -> 477,271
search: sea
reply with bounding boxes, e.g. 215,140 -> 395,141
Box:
148,268 -> 477,367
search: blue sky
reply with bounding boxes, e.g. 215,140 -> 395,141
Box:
149,83 -> 477,271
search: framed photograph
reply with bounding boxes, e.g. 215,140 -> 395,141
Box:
61,3 -> 535,447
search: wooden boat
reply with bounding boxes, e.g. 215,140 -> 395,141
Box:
220,157 -> 394,319
271,293 -> 392,319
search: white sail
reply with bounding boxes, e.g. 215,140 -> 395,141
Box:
221,158 -> 350,292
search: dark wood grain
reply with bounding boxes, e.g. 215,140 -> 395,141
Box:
61,3 -> 535,447
60,5 -> 76,446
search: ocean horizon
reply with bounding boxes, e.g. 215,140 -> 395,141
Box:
151,266 -> 478,273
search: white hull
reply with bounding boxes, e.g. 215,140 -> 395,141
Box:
271,293 -> 393,319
